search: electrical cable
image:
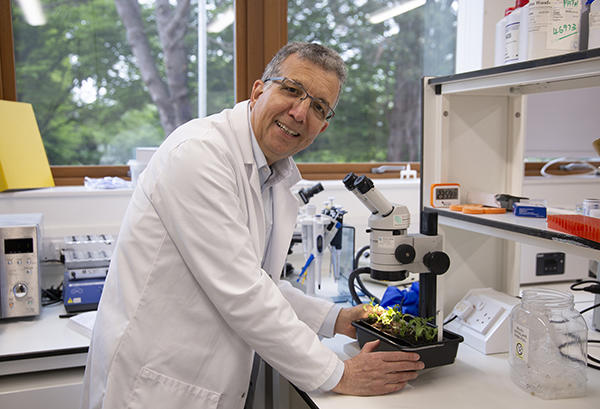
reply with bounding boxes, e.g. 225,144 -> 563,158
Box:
353,245 -> 370,270
587,340 -> 600,371
443,315 -> 458,325
579,302 -> 600,315
42,282 -> 63,307
540,157 -> 598,177
348,267 -> 380,305
570,279 -> 600,371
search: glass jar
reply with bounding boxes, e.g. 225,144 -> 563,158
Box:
509,288 -> 588,399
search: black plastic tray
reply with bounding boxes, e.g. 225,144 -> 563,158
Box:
352,319 -> 463,368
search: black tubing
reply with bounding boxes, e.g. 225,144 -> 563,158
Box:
348,267 -> 381,305
353,245 -> 370,270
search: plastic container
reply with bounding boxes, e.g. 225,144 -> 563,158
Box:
495,7 -> 515,66
547,214 -> 600,242
509,289 -> 588,399
591,0 -> 600,48
505,1 -> 529,64
127,160 -> 147,187
352,319 -> 463,368
519,0 -> 582,62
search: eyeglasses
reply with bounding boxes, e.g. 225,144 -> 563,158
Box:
264,77 -> 335,121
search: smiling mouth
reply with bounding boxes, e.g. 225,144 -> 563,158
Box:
275,120 -> 300,137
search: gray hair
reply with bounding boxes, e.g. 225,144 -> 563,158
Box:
261,42 -> 347,104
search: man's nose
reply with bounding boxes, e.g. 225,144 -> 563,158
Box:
288,97 -> 311,122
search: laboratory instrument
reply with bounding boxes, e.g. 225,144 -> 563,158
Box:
295,182 -> 324,205
430,183 -> 460,208
343,173 -> 462,367
509,288 -> 588,399
63,234 -> 113,312
0,213 -> 42,319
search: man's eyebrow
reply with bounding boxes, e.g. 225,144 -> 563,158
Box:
288,77 -> 330,102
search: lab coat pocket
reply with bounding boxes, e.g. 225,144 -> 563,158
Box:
127,367 -> 221,409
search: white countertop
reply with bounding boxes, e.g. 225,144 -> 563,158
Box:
0,303 -> 90,375
305,333 -> 600,409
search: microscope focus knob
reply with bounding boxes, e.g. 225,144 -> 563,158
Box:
395,244 -> 416,264
423,251 -> 450,275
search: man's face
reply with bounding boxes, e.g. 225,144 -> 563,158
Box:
249,54 -> 340,165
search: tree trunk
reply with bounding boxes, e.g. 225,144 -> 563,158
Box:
114,0 -> 192,136
386,14 -> 424,162
155,0 -> 193,127
387,77 -> 420,161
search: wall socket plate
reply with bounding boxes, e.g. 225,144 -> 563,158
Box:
445,288 -> 519,354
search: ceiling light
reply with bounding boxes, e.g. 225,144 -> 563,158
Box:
207,7 -> 234,33
16,0 -> 46,26
367,0 -> 426,24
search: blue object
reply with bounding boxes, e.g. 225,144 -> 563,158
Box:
513,202 -> 546,218
296,253 -> 314,282
380,282 -> 420,316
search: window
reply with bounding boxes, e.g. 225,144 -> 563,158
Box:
10,0 -> 234,165
288,0 -> 457,163
3,0 -> 459,182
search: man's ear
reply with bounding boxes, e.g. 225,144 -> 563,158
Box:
249,80 -> 265,108
318,121 -> 329,134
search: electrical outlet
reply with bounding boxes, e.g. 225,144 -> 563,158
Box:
40,237 -> 66,262
462,298 -> 504,334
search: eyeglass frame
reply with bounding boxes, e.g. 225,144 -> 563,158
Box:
263,77 -> 336,121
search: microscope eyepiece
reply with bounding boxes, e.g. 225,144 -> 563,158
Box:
342,172 -> 357,190
297,182 -> 324,204
354,175 -> 374,194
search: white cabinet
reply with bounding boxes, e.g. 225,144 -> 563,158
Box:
421,49 -> 600,313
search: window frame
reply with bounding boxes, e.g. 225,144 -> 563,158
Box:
0,0 -> 423,184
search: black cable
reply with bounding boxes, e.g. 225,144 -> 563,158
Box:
569,279 -> 600,370
588,340 -> 600,371
579,302 -> 600,315
348,267 -> 380,305
443,315 -> 458,325
353,245 -> 370,270
570,279 -> 600,293
42,282 -> 63,307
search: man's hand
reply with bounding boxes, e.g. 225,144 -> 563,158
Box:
334,304 -> 373,338
332,340 -> 424,396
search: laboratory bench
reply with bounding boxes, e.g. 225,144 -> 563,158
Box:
1,280 -> 600,409
290,280 -> 600,409
298,332 -> 600,409
0,303 -> 89,409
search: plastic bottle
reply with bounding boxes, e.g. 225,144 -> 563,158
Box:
495,7 -> 516,66
509,288 -> 588,399
520,0 -> 582,61
505,1 -> 530,64
590,0 -> 600,48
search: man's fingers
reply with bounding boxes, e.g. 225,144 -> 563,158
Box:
375,350 -> 421,362
359,342 -> 421,363
381,360 -> 425,373
360,339 -> 380,353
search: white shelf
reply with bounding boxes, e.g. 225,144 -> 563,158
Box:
430,207 -> 600,261
429,48 -> 600,96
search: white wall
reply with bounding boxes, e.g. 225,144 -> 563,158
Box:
525,87 -> 600,159
0,179 -> 422,260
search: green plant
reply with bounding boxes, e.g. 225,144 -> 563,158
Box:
363,300 -> 438,344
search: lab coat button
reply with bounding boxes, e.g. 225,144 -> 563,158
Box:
241,392 -> 246,399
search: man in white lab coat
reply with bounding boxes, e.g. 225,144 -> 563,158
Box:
80,42 -> 424,409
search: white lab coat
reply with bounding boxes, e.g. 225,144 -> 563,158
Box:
80,101 -> 342,409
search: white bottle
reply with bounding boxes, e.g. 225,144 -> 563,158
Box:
521,0 -> 582,61
495,7 -> 515,66
590,0 -> 600,48
505,4 -> 523,64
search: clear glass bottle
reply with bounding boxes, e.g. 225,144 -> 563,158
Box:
509,288 -> 588,399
